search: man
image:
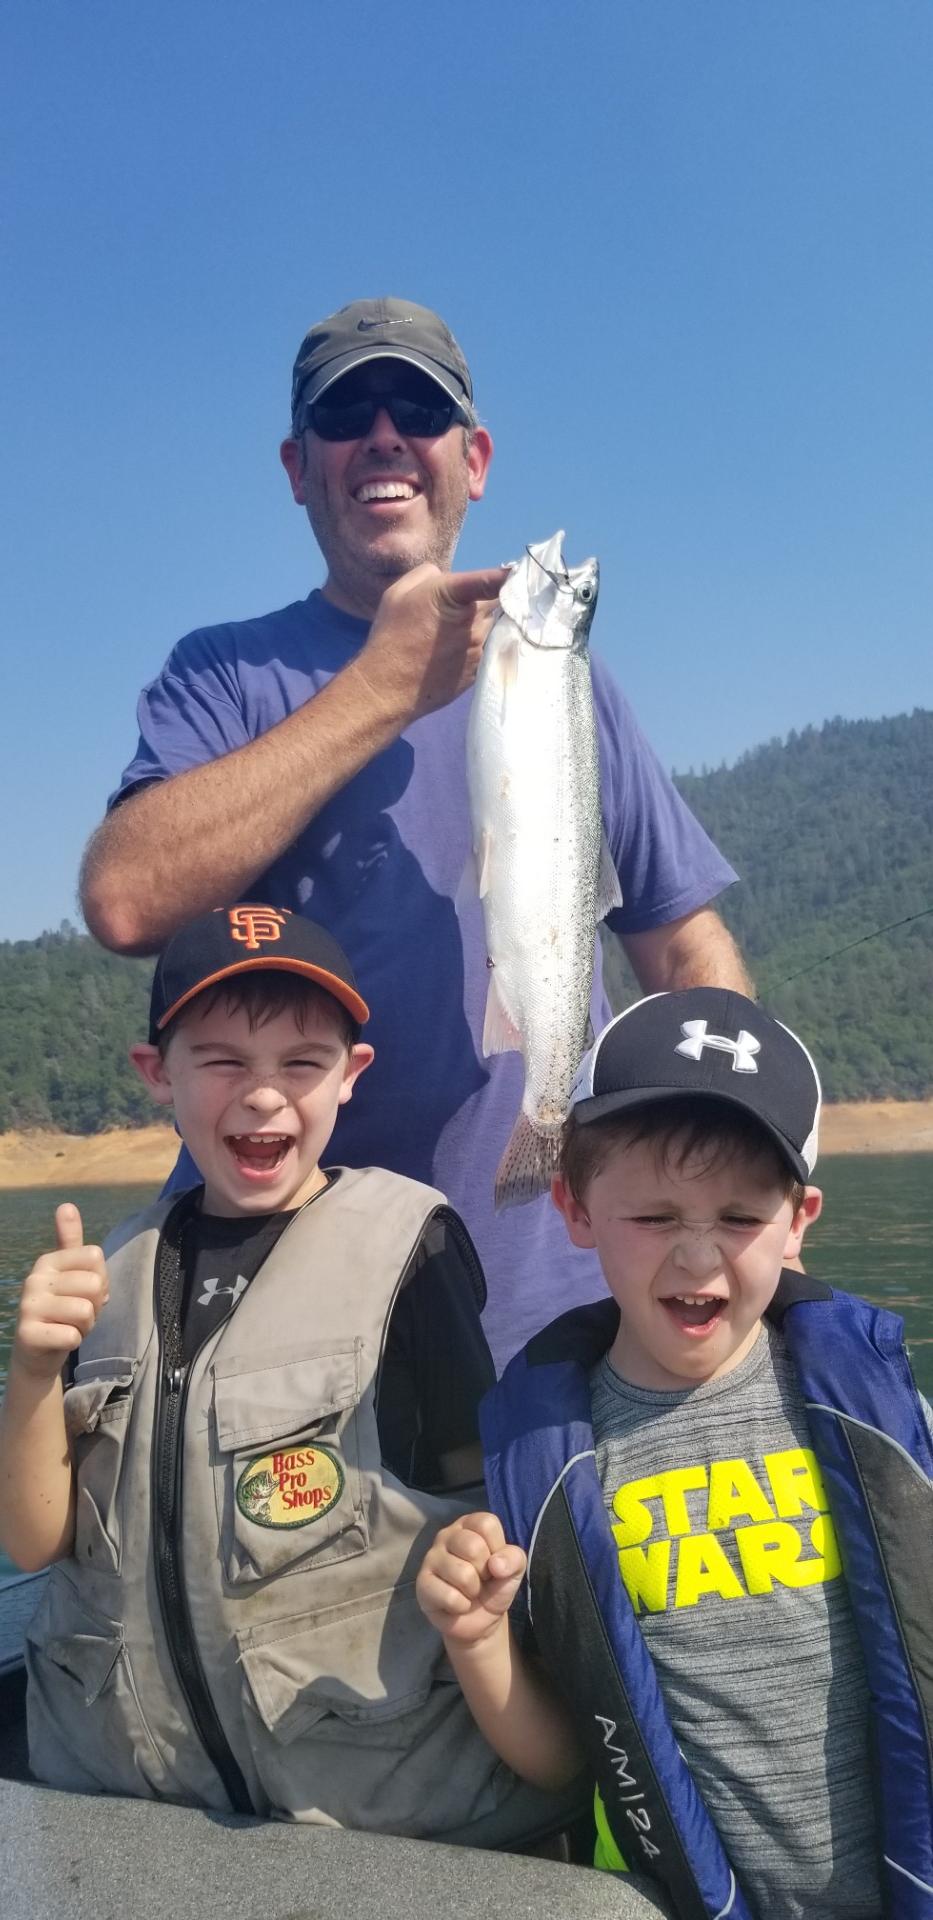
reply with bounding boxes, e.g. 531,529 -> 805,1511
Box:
81,297 -> 751,1368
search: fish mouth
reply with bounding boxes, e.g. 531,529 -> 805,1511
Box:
226,1133 -> 294,1176
659,1292 -> 728,1335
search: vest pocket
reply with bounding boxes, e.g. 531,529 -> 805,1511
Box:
236,1582 -> 493,1832
25,1567 -> 177,1800
64,1356 -> 137,1573
212,1343 -> 368,1585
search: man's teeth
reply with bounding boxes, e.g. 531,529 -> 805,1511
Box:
355,481 -> 416,503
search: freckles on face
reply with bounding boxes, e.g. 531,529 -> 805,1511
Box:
159,1001 -> 359,1215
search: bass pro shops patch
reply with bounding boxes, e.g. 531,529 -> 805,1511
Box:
236,1445 -> 345,1528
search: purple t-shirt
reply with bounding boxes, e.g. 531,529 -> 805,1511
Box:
112,592 -> 737,1370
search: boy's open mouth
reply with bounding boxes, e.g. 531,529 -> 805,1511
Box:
660,1293 -> 727,1333
226,1133 -> 293,1174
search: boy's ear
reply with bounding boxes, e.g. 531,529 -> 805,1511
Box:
783,1185 -> 823,1264
337,1043 -> 375,1106
128,1043 -> 175,1108
551,1174 -> 596,1249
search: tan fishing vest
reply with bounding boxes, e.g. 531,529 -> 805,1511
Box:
25,1169 -> 564,1842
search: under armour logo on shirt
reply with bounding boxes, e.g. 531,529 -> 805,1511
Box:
197,1274 -> 249,1307
675,1020 -> 761,1074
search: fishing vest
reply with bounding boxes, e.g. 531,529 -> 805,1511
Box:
25,1168 -> 561,1845
481,1271 -> 933,1920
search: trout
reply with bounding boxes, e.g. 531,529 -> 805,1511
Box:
466,531 -> 622,1209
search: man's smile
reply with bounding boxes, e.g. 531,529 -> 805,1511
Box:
353,480 -> 419,504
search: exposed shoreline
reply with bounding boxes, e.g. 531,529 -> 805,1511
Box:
0,1104 -> 932,1190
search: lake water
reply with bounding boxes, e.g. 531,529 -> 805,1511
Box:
1,1160 -> 931,1582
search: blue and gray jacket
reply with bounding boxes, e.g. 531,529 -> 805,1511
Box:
481,1271 -> 933,1920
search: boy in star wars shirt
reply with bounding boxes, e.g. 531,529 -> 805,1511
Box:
0,905 -> 569,1845
417,989 -> 933,1919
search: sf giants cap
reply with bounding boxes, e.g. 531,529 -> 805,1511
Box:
290,296 -> 476,427
149,905 -> 370,1043
570,988 -> 822,1181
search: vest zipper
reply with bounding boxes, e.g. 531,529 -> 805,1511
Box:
151,1204 -> 254,1815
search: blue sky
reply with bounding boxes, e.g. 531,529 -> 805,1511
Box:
3,1 -> 931,941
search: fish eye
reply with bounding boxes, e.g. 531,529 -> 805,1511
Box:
577,583 -> 593,604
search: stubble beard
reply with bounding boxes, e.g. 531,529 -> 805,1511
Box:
306,449 -> 472,617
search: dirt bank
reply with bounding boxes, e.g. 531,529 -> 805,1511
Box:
0,1104 -> 931,1190
819,1100 -> 933,1155
0,1127 -> 177,1190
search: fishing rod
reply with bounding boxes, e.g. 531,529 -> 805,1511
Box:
765,904 -> 933,991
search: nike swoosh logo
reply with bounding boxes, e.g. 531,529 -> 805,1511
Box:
357,316 -> 414,330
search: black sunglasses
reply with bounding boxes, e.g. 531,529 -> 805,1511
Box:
298,387 -> 470,443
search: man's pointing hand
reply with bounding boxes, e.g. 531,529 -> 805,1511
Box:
354,563 -> 509,723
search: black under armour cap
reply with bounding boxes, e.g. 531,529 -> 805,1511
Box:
570,989 -> 822,1181
149,905 -> 369,1044
290,297 -> 476,427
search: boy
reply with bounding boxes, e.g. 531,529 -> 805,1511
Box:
417,988 -> 933,1919
0,903 -> 569,1846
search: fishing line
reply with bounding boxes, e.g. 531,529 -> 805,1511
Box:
525,546 -> 571,590
767,904 -> 933,990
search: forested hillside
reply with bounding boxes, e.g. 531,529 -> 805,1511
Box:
606,708 -> 933,1099
1,709 -> 931,1130
0,927 -> 157,1133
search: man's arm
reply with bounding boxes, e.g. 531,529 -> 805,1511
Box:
81,564 -> 507,955
621,904 -> 754,995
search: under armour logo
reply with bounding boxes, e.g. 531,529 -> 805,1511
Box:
675,1020 -> 761,1074
227,905 -> 290,951
198,1274 -> 249,1307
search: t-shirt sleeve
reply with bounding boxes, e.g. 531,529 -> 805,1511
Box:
108,630 -> 251,809
376,1212 -> 496,1493
592,657 -> 738,936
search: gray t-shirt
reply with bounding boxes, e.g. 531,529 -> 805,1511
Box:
590,1321 -> 882,1920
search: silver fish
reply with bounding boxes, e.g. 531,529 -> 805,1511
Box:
466,531 -> 622,1209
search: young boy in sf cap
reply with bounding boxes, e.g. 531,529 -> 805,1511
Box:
0,903 -> 572,1846
417,988 -> 933,1919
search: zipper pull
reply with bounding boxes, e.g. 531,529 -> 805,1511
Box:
165,1364 -> 184,1394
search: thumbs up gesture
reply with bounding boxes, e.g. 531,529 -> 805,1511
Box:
12,1204 -> 110,1381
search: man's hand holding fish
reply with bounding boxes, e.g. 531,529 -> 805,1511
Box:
349,562 -> 509,722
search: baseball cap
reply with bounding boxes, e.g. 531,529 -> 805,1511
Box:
569,989 -> 821,1180
290,297 -> 476,428
149,905 -> 370,1044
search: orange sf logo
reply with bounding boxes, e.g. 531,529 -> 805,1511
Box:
227,906 -> 291,951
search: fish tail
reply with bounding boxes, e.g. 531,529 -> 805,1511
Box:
494,1112 -> 563,1211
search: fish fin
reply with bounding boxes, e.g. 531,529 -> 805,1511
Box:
487,625 -> 521,718
454,853 -> 476,914
475,828 -> 494,900
495,1113 -> 563,1211
499,632 -> 521,691
595,830 -> 624,921
455,831 -> 494,909
482,970 -> 523,1057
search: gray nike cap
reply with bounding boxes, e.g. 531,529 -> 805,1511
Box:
290,297 -> 476,428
